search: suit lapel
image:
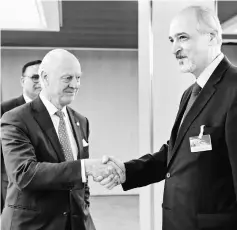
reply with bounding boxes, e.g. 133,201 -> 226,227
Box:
67,107 -> 83,159
168,57 -> 231,166
31,97 -> 65,162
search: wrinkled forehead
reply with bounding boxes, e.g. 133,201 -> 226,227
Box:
169,11 -> 198,38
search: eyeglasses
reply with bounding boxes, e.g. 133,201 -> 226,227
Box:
25,74 -> 40,83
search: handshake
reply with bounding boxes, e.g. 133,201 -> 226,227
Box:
84,156 -> 126,190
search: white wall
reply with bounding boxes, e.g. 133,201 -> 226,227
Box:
152,1 -> 216,229
1,49 -> 139,195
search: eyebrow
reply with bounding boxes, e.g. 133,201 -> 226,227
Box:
169,32 -> 189,40
61,73 -> 81,78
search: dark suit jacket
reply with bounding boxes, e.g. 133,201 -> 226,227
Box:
122,57 -> 237,230
1,97 -> 95,230
1,95 -> 26,212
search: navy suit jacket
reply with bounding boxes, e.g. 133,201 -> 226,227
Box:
1,97 -> 95,230
122,57 -> 237,230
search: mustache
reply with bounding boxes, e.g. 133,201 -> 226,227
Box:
176,51 -> 187,59
34,85 -> 41,89
64,87 -> 78,93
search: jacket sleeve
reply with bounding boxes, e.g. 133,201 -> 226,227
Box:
121,90 -> 188,191
122,142 -> 168,191
1,110 -> 84,192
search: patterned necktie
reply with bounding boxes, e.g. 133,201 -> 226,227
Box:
55,110 -> 74,161
179,83 -> 202,128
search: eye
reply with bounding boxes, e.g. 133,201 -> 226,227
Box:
66,76 -> 73,81
169,37 -> 174,43
62,75 -> 73,82
179,35 -> 188,41
32,75 -> 39,80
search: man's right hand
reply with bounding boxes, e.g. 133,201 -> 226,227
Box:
100,156 -> 126,190
84,159 -> 123,182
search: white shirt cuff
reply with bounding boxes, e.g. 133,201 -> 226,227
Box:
81,159 -> 87,183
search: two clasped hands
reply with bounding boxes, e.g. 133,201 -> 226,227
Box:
84,156 -> 126,190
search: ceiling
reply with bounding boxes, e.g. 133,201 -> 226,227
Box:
1,0 -> 236,49
1,1 -> 138,49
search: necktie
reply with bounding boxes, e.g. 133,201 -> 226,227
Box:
179,83 -> 202,127
55,110 -> 74,161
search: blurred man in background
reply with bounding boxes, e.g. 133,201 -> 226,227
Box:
1,60 -> 42,212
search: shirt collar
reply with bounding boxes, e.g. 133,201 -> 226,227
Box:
23,93 -> 32,103
196,53 -> 224,88
39,92 -> 67,117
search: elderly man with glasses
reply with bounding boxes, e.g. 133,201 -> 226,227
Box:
0,60 -> 42,212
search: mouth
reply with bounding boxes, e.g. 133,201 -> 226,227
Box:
35,87 -> 42,90
176,56 -> 187,60
64,91 -> 76,95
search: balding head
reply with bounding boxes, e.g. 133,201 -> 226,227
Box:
169,6 -> 222,77
39,49 -> 82,109
39,49 -> 81,78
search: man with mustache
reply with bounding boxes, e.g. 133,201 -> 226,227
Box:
1,60 -> 42,212
102,5 -> 237,230
1,49 -> 121,230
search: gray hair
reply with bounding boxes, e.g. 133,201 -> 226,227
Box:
184,5 -> 222,44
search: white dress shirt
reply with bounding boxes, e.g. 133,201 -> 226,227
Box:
23,93 -> 33,103
39,93 -> 86,182
196,53 -> 224,88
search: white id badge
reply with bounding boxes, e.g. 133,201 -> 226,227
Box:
189,125 -> 212,152
189,135 -> 212,152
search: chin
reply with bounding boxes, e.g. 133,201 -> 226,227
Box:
62,97 -> 74,106
179,63 -> 195,73
180,68 -> 191,73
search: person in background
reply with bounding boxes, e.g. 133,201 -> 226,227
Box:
1,60 -> 42,212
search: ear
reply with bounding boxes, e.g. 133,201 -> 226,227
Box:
41,71 -> 49,86
208,32 -> 218,46
20,76 -> 24,87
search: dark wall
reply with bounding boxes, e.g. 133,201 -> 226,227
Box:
222,44 -> 237,65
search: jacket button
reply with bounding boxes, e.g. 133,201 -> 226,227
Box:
166,172 -> 171,178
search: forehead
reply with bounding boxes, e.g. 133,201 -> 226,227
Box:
24,64 -> 40,75
54,58 -> 82,76
169,11 -> 198,37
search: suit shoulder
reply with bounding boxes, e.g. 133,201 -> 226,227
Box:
226,63 -> 237,75
1,103 -> 31,123
68,107 -> 88,123
224,64 -> 237,87
1,97 -> 18,115
1,95 -> 25,116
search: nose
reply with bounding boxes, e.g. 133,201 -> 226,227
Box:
69,76 -> 80,88
35,81 -> 41,88
172,40 -> 181,56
